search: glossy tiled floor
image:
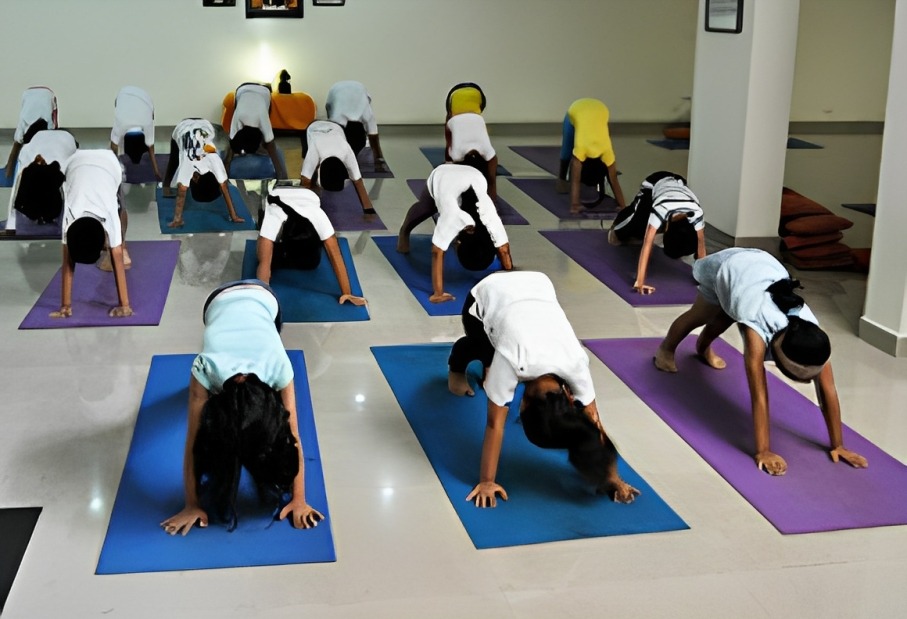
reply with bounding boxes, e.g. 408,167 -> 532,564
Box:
1,126 -> 905,618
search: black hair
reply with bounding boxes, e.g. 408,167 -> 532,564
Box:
520,390 -> 619,493
318,156 -> 348,192
579,158 -> 607,187
193,374 -> 300,531
766,277 -> 805,314
455,186 -> 496,271
14,161 -> 65,224
662,217 -> 698,259
190,171 -> 221,203
459,152 -> 489,180
23,119 -> 48,144
230,126 -> 263,155
66,217 -> 106,264
123,132 -> 148,164
774,316 -> 831,369
277,70 -> 291,94
644,170 -> 686,186
267,194 -> 323,271
342,121 -> 367,155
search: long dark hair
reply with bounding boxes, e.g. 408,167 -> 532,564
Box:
193,374 -> 299,531
520,390 -> 618,493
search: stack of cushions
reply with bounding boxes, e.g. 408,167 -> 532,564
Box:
778,188 -> 855,270
662,125 -> 691,140
221,91 -> 317,133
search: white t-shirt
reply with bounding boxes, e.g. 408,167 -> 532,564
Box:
61,150 -> 124,248
14,87 -> 57,143
260,187 -> 334,242
468,271 -> 595,407
300,121 -> 362,182
446,113 -> 496,162
426,164 -> 507,251
325,81 -> 378,135
17,130 -> 77,168
110,86 -> 154,148
171,118 -> 222,188
230,84 -> 274,142
648,177 -> 704,231
693,248 -> 819,345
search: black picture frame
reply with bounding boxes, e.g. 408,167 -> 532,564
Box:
203,0 -> 236,6
246,0 -> 303,18
313,0 -> 346,5
705,0 -> 743,34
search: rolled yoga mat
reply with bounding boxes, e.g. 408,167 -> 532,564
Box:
19,240 -> 180,330
418,146 -> 512,176
508,177 -> 620,220
539,229 -> 698,307
155,185 -> 256,234
96,351 -> 335,574
371,234 -> 502,317
240,238 -> 369,323
318,183 -> 387,232
0,507 -> 42,612
405,179 -> 528,226
119,153 -> 169,185
584,336 -> 907,534
371,343 -> 688,549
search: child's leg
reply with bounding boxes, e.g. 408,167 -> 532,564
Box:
655,294 -> 724,372
448,293 -> 494,396
397,188 -> 436,253
162,139 -> 179,196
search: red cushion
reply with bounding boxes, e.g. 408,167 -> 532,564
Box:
663,126 -> 691,140
850,248 -> 871,273
785,254 -> 856,270
781,232 -> 844,250
784,215 -> 853,236
788,242 -> 853,260
780,195 -> 832,219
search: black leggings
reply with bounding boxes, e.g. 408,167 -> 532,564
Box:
448,293 -> 495,373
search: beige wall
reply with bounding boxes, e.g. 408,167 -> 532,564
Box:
0,0 -> 893,127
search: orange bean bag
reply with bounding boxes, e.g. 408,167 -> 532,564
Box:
221,91 -> 317,133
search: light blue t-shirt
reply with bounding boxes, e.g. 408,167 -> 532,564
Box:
191,287 -> 293,393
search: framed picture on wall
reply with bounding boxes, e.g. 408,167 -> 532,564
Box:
705,0 -> 743,34
246,0 -> 303,18
313,0 -> 346,5
203,0 -> 236,6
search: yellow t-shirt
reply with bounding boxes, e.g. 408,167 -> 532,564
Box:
567,98 -> 615,166
448,86 -> 484,116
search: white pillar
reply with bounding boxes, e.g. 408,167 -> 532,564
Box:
687,0 -> 800,247
859,0 -> 907,357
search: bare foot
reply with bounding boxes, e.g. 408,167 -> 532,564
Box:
600,479 -> 640,503
653,345 -> 677,373
695,344 -> 726,369
607,226 -> 621,246
396,236 -> 410,254
555,178 -> 569,194
448,372 -> 474,397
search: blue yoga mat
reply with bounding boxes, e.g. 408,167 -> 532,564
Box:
371,343 -> 688,549
419,146 -> 512,176
842,203 -> 876,217
226,147 -> 287,180
155,185 -> 256,234
0,507 -> 42,612
372,234 -> 502,317
97,352 -> 335,574
240,238 -> 369,322
0,166 -> 15,187
647,137 -> 823,151
405,179 -> 529,226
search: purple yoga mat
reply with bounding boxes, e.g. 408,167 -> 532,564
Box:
508,178 -> 619,220
119,154 -> 169,185
358,147 -> 394,178
19,240 -> 180,329
585,337 -> 907,534
540,229 -> 698,306
405,179 -> 529,226
0,216 -> 61,240
318,183 -> 387,231
508,145 -> 560,176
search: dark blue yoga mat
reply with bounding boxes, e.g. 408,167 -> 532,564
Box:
371,343 -> 688,549
119,153 -> 169,185
647,137 -> 823,151
508,145 -> 560,176
586,337 -> 907,534
0,507 -> 42,612
0,216 -> 60,240
508,177 -> 619,220
358,147 -> 394,178
19,240 -> 180,329
405,179 -> 528,226
0,166 -> 15,187
226,147 -> 287,180
96,351 -> 335,574
240,238 -> 369,322
155,185 -> 256,234
842,203 -> 876,217
372,234 -> 502,317
419,146 -> 512,176
540,229 -> 698,307
319,183 -> 387,232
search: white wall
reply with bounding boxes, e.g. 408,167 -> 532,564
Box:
0,0 -> 894,128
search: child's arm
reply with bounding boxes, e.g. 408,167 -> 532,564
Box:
264,140 -> 287,179
633,224 -> 658,295
465,400 -> 510,507
324,235 -> 366,305
815,362 -> 868,468
278,380 -> 324,529
108,244 -> 133,317
161,376 -> 209,535
256,236 -> 274,284
497,243 -> 513,271
220,181 -> 244,223
352,178 -> 376,214
742,327 -> 786,475
430,245 -> 454,303
50,244 -> 75,318
695,228 -> 707,260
